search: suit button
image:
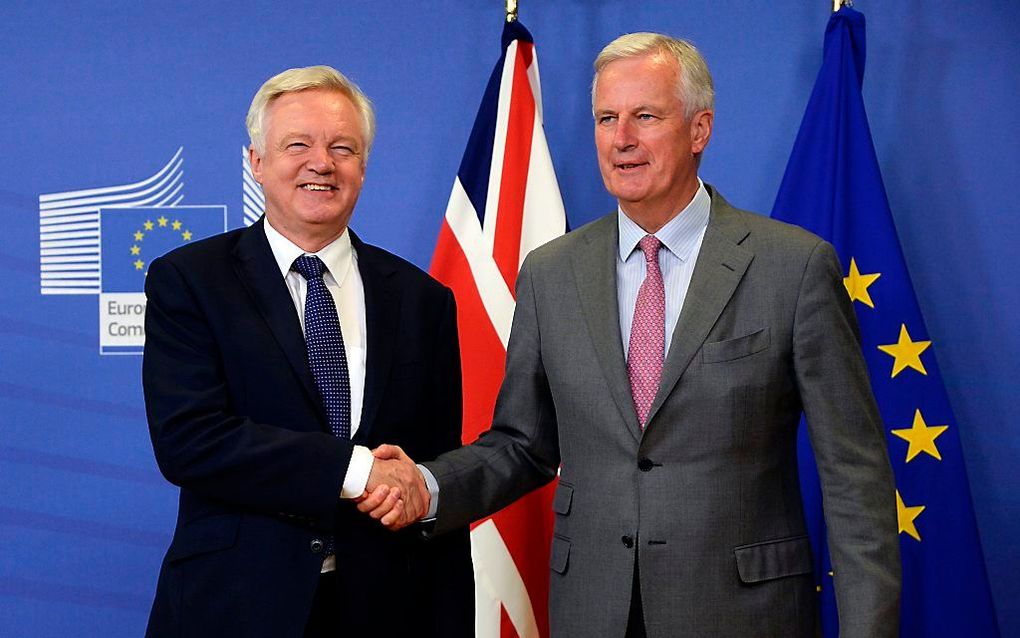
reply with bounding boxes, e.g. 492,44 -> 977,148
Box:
638,458 -> 654,472
310,539 -> 324,554
621,535 -> 634,548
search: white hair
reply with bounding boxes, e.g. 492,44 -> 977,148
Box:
592,32 -> 714,119
246,65 -> 376,158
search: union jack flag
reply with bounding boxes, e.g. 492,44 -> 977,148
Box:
430,20 -> 566,638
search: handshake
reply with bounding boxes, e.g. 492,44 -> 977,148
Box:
354,444 -> 429,531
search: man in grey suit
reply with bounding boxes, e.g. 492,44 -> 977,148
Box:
363,32 -> 900,637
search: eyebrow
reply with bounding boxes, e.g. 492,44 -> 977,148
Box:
277,132 -> 361,146
594,104 -> 663,115
329,136 -> 360,145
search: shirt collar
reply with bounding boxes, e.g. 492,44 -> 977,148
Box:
617,178 -> 711,262
263,218 -> 354,285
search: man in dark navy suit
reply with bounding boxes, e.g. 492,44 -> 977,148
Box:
142,65 -> 473,637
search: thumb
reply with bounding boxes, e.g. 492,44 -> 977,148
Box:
372,444 -> 405,460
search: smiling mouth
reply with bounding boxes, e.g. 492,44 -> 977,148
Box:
615,162 -> 647,171
300,184 -> 336,191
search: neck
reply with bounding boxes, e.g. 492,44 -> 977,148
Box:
620,180 -> 699,234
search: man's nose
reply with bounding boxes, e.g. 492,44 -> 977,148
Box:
306,146 -> 334,173
613,117 -> 637,150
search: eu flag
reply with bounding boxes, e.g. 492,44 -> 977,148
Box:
100,206 -> 226,293
771,7 -> 999,637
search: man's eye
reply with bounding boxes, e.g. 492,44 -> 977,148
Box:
332,146 -> 354,156
638,113 -> 656,121
287,142 -> 308,149
598,115 -> 616,125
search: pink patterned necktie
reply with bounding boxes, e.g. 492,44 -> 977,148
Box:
627,235 -> 665,428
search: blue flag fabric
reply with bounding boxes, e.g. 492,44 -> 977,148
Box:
771,7 -> 999,637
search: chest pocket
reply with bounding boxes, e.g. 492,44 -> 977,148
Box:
702,327 -> 770,363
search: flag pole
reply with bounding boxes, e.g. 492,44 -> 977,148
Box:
506,0 -> 518,23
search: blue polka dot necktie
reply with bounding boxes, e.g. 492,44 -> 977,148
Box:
292,255 -> 351,440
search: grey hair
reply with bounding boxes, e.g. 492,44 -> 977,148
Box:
246,65 -> 376,159
592,33 -> 714,119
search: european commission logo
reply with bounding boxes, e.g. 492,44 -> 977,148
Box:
38,148 -> 228,355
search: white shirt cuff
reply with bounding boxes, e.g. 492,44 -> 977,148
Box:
340,445 -> 374,499
418,464 -> 439,520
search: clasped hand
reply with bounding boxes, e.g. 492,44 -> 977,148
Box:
355,445 -> 428,530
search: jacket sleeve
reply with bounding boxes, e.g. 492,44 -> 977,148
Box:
793,240 -> 901,637
422,287 -> 464,456
143,255 -> 351,523
424,258 -> 560,535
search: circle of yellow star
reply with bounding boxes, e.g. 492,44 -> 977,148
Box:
896,490 -> 925,542
143,220 -> 154,231
133,259 -> 145,271
182,230 -> 193,241
172,219 -> 182,230
157,215 -> 169,227
891,409 -> 948,462
130,245 -> 141,256
844,257 -> 881,308
134,230 -> 145,241
878,324 -> 931,378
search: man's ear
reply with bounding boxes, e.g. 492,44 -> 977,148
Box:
248,145 -> 264,184
690,109 -> 714,154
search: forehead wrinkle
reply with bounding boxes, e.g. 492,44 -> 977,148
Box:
264,90 -> 363,133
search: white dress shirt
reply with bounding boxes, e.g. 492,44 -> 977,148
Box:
262,220 -> 375,500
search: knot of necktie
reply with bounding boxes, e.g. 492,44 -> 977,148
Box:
638,235 -> 663,264
292,254 -> 326,281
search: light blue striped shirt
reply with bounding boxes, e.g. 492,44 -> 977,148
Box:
618,180 -> 711,359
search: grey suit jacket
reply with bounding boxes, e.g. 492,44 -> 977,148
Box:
424,186 -> 900,637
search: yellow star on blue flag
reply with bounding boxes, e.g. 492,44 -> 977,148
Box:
878,324 -> 931,378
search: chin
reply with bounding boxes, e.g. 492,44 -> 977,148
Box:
610,188 -> 648,204
298,207 -> 346,223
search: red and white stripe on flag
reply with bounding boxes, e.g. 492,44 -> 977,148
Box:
430,21 -> 565,638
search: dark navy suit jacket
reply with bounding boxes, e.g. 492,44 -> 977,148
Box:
142,218 -> 473,637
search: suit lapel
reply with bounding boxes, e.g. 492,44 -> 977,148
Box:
644,190 -> 753,429
572,215 -> 643,441
231,218 -> 325,425
350,232 -> 399,443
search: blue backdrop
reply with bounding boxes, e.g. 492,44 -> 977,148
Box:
1,2 -> 1016,636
